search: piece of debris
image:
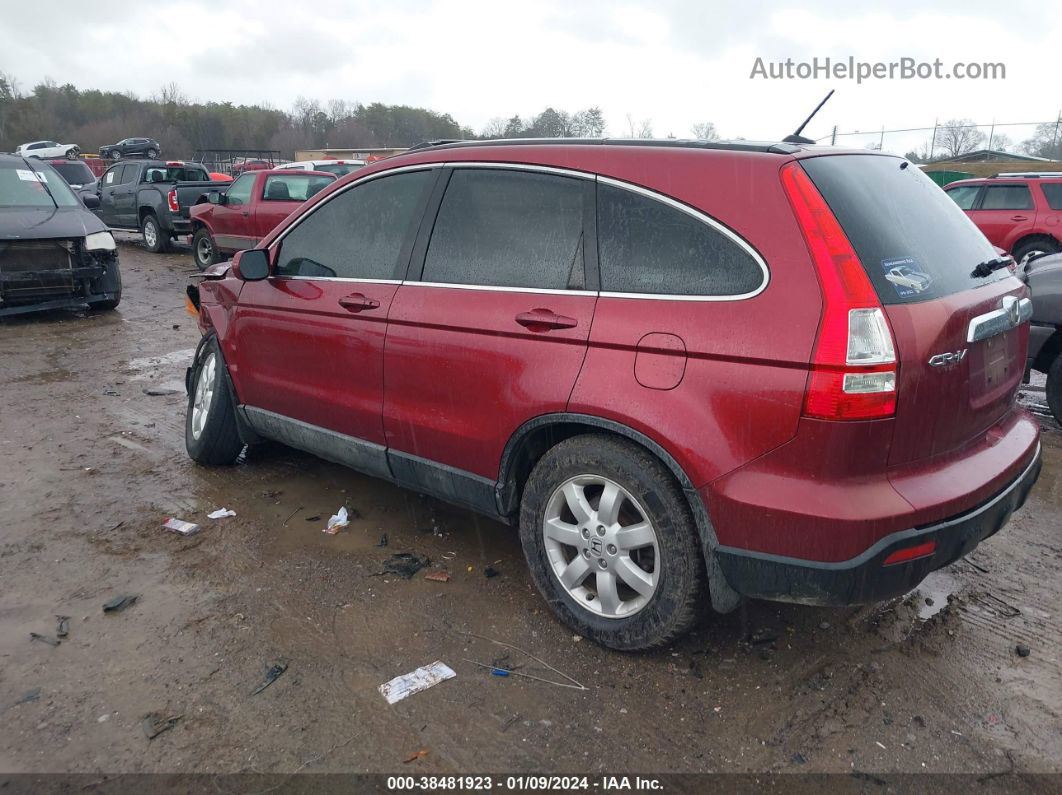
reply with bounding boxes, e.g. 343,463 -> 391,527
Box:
97,713 -> 111,723
379,661 -> 456,704
305,515 -> 321,522
1016,643 -> 1031,657
376,534 -> 389,548
484,566 -> 499,579
749,629 -> 778,646
102,594 -> 139,613
403,749 -> 430,764
250,662 -> 288,696
163,517 -> 200,536
143,387 -> 179,396
103,389 -> 119,396
382,553 -> 430,579
55,615 -> 70,638
323,506 -> 350,535
491,668 -> 511,677
819,621 -> 831,630
207,508 -> 236,519
29,632 -> 59,647
12,688 -> 42,707
425,570 -> 451,583
141,712 -> 182,739
792,752 -> 807,765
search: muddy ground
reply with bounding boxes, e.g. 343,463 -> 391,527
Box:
1,238 -> 1060,780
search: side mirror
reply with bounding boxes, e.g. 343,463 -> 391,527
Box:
207,191 -> 222,205
234,249 -> 270,281
82,193 -> 100,210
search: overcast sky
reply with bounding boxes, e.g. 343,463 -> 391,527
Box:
2,0 -> 1059,153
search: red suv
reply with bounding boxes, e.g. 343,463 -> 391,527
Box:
184,141 -> 1042,650
944,173 -> 1062,264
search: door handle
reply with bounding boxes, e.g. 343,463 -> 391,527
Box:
338,293 -> 381,312
1011,215 -> 1028,221
515,310 -> 578,330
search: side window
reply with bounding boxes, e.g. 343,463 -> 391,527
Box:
225,174 -> 256,206
980,185 -> 1033,211
422,169 -> 585,290
945,185 -> 981,210
276,170 -> 433,279
1040,183 -> 1062,211
103,167 -> 119,185
262,174 -> 333,201
117,164 -> 138,184
597,182 -> 764,297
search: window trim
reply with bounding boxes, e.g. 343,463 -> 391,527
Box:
595,176 -> 770,301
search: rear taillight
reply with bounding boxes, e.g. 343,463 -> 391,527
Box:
781,162 -> 897,421
167,189 -> 179,213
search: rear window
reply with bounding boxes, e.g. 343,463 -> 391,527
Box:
49,161 -> 95,185
801,155 -> 1009,304
1040,183 -> 1062,210
980,185 -> 1033,210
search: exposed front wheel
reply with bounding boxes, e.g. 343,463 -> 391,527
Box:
110,150 -> 121,161
193,227 -> 219,271
519,435 -> 706,651
66,147 -> 80,160
185,342 -> 244,465
141,214 -> 169,253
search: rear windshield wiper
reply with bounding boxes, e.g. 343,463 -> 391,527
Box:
971,256 -> 1012,278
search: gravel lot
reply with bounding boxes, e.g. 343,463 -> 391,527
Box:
2,238 -> 1060,780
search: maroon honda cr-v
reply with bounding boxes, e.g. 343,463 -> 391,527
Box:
185,140 -> 1042,650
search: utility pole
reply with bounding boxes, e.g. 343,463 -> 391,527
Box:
929,119 -> 938,161
1052,110 -> 1061,159
988,120 -> 995,151
831,125 -> 837,145
879,125 -> 885,151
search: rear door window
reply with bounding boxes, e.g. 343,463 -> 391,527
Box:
945,185 -> 981,210
422,168 -> 586,290
1039,183 -> 1062,210
980,185 -> 1033,210
801,154 -> 1008,305
276,169 -> 433,280
597,182 -> 764,296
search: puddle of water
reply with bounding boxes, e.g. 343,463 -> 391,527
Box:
913,570 -> 961,620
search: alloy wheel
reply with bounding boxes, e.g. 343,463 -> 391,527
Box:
190,352 -> 216,441
542,475 -> 659,618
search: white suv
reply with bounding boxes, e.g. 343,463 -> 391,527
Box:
16,140 -> 81,160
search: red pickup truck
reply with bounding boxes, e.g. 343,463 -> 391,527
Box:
189,169 -> 336,270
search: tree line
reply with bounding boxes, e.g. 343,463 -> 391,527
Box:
0,73 -> 728,159
901,117 -> 1062,162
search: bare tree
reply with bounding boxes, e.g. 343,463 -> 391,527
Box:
690,122 -> 719,141
480,117 -> 506,138
154,82 -> 187,106
626,114 -> 653,138
935,119 -> 985,159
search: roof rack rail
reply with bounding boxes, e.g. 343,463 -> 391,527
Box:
404,138 -> 804,155
990,171 -> 1062,178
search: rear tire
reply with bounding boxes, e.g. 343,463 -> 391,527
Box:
193,227 -> 219,271
185,340 -> 244,465
146,148 -> 159,159
66,147 -> 80,160
518,434 -> 706,651
1047,355 -> 1062,426
110,150 -> 121,161
141,213 -> 169,253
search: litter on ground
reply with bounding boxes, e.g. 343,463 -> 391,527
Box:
207,508 -> 236,519
379,661 -> 456,704
163,517 -> 200,536
323,506 -> 350,535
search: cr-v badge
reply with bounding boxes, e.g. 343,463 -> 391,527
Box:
929,349 -> 968,367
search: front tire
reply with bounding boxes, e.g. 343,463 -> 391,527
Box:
141,213 -> 169,253
1047,354 -> 1062,427
193,227 -> 219,271
146,148 -> 159,159
185,341 -> 244,465
66,147 -> 80,160
519,435 -> 706,651
110,150 -> 121,161
1014,237 -> 1060,267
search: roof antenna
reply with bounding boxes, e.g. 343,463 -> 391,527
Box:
783,90 -> 834,144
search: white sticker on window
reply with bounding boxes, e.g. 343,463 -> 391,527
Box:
16,169 -> 38,182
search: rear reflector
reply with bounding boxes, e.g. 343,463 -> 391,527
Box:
780,163 -> 898,421
882,541 -> 937,566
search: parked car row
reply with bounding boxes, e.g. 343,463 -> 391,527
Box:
184,140 -> 1043,650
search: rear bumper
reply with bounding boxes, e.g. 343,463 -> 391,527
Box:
715,444 -> 1042,605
